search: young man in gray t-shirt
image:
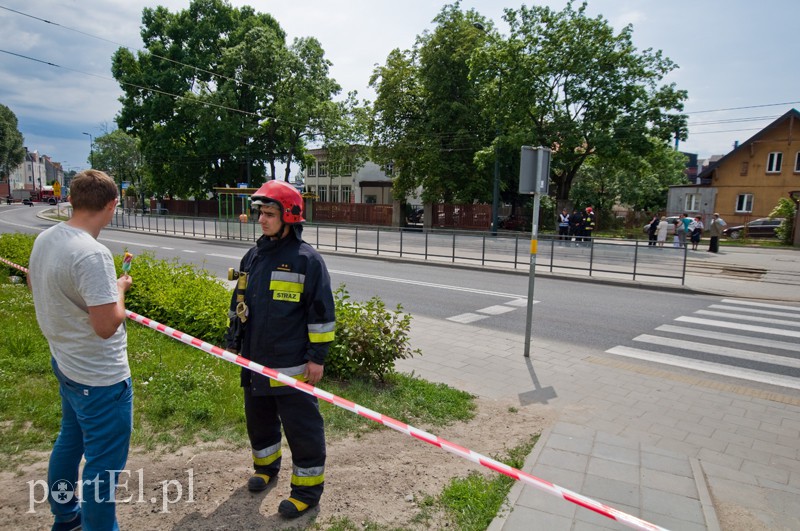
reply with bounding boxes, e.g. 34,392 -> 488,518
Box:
28,170 -> 132,531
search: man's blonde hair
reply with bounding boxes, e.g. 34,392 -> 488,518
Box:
69,170 -> 118,211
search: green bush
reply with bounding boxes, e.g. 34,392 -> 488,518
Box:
328,286 -> 421,382
770,197 -> 796,245
0,233 -> 420,383
0,232 -> 34,280
120,252 -> 230,345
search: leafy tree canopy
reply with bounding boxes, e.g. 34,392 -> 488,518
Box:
112,0 -> 350,198
0,103 -> 25,182
93,129 -> 142,185
491,1 -> 688,202
370,1 -> 688,209
370,4 -> 492,203
569,140 -> 689,224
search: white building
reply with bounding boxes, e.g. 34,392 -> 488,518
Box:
303,147 -> 396,204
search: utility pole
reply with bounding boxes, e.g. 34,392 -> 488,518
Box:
82,132 -> 94,167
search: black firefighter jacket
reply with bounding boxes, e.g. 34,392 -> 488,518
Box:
226,228 -> 336,395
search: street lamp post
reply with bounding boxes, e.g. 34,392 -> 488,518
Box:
82,132 -> 94,168
473,23 -> 501,235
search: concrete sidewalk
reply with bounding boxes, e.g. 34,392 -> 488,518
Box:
396,246 -> 800,530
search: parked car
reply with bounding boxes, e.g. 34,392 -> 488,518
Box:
642,215 -> 682,235
722,218 -> 784,239
22,198 -> 33,206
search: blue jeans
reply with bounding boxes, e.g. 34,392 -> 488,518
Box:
49,358 -> 133,531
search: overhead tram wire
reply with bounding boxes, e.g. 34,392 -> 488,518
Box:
685,101 -> 800,115
0,48 -> 331,134
0,4 -> 265,95
0,48 -> 260,120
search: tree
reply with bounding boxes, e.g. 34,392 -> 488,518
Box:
370,4 -> 492,203
0,103 -> 25,187
479,1 -> 687,204
112,0 -> 287,197
569,141 -> 688,227
112,0 -> 342,197
93,129 -> 142,187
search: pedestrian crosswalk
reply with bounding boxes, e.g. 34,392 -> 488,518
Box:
605,298 -> 800,391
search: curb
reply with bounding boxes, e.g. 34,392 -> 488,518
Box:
486,425 -> 553,531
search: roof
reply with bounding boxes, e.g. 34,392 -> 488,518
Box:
697,108 -> 800,180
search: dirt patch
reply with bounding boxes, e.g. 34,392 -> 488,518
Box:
2,398 -> 555,530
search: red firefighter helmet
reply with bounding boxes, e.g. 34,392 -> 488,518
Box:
250,180 -> 305,224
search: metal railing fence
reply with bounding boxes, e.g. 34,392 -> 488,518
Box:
111,212 -> 687,284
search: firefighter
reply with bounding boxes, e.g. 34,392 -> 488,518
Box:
225,180 -> 336,519
582,206 -> 596,244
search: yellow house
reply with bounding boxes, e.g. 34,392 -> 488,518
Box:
693,108 -> 799,226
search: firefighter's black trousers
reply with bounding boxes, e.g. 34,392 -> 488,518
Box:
244,387 -> 326,505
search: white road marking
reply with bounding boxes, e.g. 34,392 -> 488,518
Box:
633,334 -> 800,369
505,299 -> 531,307
708,304 -> 800,318
655,324 -> 800,353
675,316 -> 800,338
101,238 -> 157,248
476,305 -> 517,316
447,313 -> 488,324
694,310 -> 800,328
720,299 -> 800,312
605,346 -> 800,391
208,253 -> 244,260
328,269 -> 529,300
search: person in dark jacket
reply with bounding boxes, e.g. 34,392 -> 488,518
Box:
569,209 -> 583,245
225,180 -> 336,519
647,215 -> 659,246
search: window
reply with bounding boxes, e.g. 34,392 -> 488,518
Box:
308,163 -> 317,178
318,185 -> 327,202
318,162 -> 328,177
766,152 -> 782,173
384,162 -> 394,176
684,194 -> 700,212
306,185 -> 316,196
735,193 -> 753,213
341,185 -> 352,203
795,152 -> 800,173
330,185 -> 339,202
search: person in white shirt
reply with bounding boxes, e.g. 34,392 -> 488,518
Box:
28,169 -> 133,531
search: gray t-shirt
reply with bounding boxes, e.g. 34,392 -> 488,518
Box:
30,223 -> 129,386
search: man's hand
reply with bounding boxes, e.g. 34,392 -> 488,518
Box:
117,274 -> 132,293
304,361 -> 324,386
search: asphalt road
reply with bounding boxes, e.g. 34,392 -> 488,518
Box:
3,204 -> 799,389
0,203 -> 717,351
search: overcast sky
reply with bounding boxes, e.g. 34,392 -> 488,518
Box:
1,0 -> 798,173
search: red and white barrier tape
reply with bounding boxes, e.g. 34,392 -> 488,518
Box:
3,255 -> 666,531
0,256 -> 27,273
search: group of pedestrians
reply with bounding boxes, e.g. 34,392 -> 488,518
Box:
646,212 -> 726,252
558,207 -> 595,246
